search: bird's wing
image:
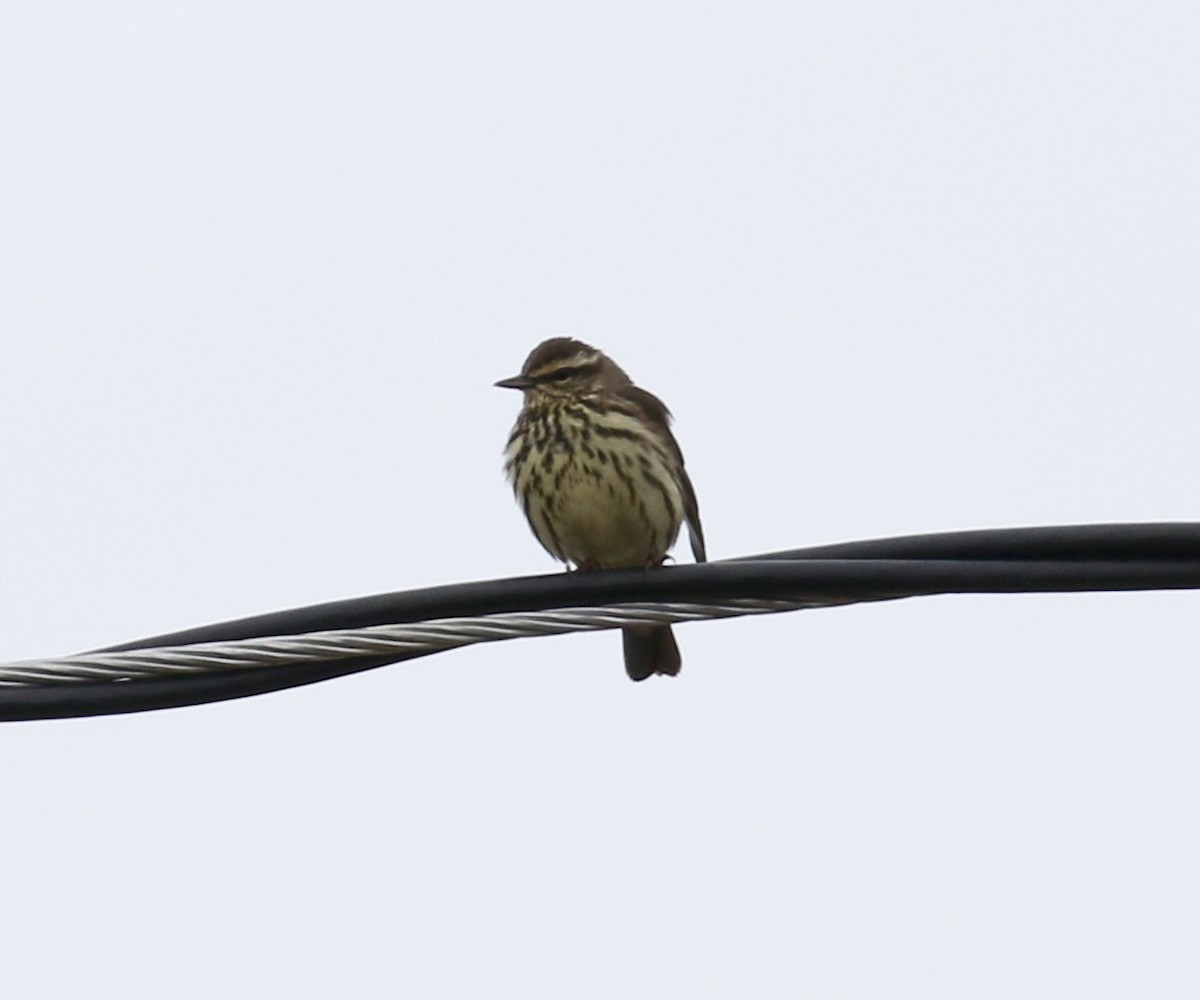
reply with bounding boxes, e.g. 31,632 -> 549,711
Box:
616,385 -> 707,564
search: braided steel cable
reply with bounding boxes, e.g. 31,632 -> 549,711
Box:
0,599 -> 818,686
2,523 -> 1199,722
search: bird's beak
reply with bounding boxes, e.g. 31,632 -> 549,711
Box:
495,375 -> 535,390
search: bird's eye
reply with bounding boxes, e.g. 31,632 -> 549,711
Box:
544,367 -> 577,381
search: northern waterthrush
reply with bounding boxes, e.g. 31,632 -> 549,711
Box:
497,338 -> 706,680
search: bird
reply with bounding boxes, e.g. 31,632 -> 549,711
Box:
496,338 -> 706,680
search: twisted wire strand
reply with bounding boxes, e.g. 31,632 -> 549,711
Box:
0,597 -> 832,687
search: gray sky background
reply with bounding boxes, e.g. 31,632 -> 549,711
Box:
3,1 -> 1199,996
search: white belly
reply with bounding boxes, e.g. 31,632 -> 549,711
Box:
552,462 -> 678,567
509,432 -> 684,569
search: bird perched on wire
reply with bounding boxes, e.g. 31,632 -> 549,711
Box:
497,338 -> 706,681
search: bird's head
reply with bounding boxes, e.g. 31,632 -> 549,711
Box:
495,338 -> 631,399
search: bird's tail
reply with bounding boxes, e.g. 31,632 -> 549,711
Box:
622,624 -> 682,681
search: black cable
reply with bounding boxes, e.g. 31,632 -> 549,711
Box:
748,522 -> 1200,562
3,522 -> 1199,723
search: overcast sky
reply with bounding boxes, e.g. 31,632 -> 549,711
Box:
3,1 -> 1199,996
